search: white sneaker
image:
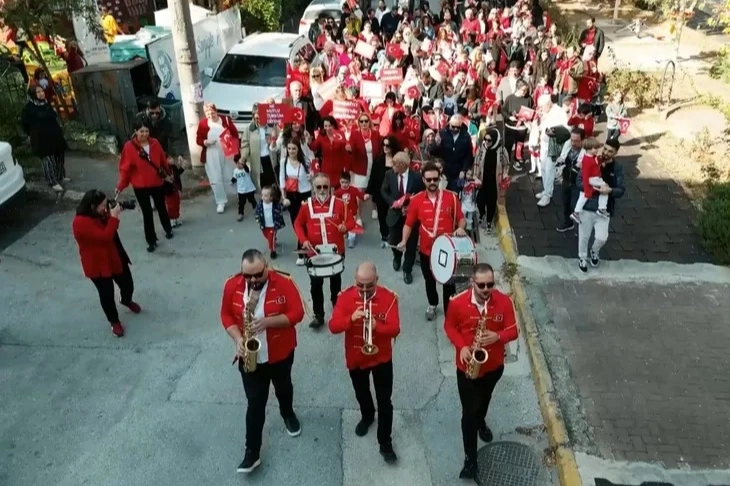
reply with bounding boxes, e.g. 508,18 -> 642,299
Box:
371,209 -> 378,220
296,257 -> 305,266
535,192 -> 544,199
216,204 -> 225,214
537,196 -> 550,207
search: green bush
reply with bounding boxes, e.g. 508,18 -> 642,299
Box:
709,47 -> 730,85
699,182 -> 730,264
239,0 -> 282,32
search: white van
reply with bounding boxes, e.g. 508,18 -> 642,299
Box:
202,32 -> 318,133
0,142 -> 26,208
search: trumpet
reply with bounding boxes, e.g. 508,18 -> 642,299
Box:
242,290 -> 262,373
361,300 -> 379,356
465,311 -> 489,380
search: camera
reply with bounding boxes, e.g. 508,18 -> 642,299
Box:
108,198 -> 137,210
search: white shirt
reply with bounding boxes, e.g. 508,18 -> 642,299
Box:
259,128 -> 270,158
375,7 -> 389,22
471,290 -> 486,314
397,171 -> 409,194
540,105 -> 569,144
245,281 -> 269,363
262,201 -> 274,228
233,167 -> 256,194
141,143 -> 150,155
280,159 -> 312,194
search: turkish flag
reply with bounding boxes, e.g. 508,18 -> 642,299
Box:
618,118 -> 631,135
385,43 -> 404,60
284,107 -> 305,124
406,85 -> 420,100
350,223 -> 365,234
331,130 -> 345,142
479,100 -> 494,116
311,158 -> 321,172
410,160 -> 422,172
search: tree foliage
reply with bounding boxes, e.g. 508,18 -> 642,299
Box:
237,0 -> 282,32
0,0 -> 103,41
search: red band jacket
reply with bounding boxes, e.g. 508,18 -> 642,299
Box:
444,288 -> 519,377
220,270 -> 305,364
404,189 -> 464,256
293,196 -> 356,257
329,285 -> 400,370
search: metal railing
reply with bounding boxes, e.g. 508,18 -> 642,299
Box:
73,79 -> 135,146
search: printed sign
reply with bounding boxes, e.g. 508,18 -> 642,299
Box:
332,100 -> 359,120
360,80 -> 384,99
72,0 -> 110,66
380,68 -> 403,84
191,82 -> 204,103
354,40 -> 376,59
318,76 -> 339,101
257,103 -> 289,125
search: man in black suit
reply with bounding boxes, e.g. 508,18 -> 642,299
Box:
381,152 -> 424,285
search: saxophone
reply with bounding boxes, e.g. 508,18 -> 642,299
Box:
242,290 -> 262,373
465,311 -> 490,380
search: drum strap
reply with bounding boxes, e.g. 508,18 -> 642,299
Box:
308,197 -> 336,245
423,190 -> 445,239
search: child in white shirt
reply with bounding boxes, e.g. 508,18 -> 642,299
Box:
232,161 -> 257,222
254,186 -> 286,259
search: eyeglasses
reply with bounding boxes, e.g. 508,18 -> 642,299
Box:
475,281 -> 495,290
315,184 -> 330,190
243,270 -> 265,279
424,177 -> 440,183
359,119 -> 369,124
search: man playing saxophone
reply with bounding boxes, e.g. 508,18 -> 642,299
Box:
328,261 -> 400,464
220,249 -> 306,475
443,263 -> 518,480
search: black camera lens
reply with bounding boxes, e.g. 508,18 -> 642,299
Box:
120,200 -> 137,210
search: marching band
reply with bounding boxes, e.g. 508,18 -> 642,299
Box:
220,165 -> 519,479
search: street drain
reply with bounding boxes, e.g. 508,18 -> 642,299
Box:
476,441 -> 551,486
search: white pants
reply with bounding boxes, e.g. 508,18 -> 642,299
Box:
577,210 -> 610,259
204,158 -> 234,205
575,177 -> 609,212
540,150 -> 556,198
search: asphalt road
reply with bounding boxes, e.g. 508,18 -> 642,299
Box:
0,189 -> 76,253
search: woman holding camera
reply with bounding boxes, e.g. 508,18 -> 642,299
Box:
72,190 -> 141,337
116,119 -> 174,252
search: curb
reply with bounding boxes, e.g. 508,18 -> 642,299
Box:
495,203 -> 583,486
26,182 -> 85,201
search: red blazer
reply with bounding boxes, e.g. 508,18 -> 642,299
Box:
444,289 -> 518,377
329,285 -> 400,370
349,128 -> 382,176
220,270 -> 305,365
72,215 -> 129,279
293,196 -> 356,257
308,132 -> 349,185
373,103 -> 404,137
117,137 -> 169,191
404,189 -> 464,256
195,115 -> 240,164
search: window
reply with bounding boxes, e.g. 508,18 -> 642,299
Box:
212,55 -> 287,87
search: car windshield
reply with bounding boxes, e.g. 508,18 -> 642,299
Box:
212,54 -> 287,87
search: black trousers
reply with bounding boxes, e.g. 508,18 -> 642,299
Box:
504,128 -> 527,160
239,351 -> 296,453
372,194 -> 390,241
476,182 -> 498,225
419,252 -> 456,312
561,181 -> 574,226
349,360 -> 394,445
310,273 -> 342,317
90,264 -> 134,324
286,190 -> 311,250
457,366 -> 504,460
133,186 -> 172,246
237,191 -> 257,215
390,221 -> 419,274
260,155 -> 276,189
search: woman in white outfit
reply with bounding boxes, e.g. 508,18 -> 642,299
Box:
196,103 -> 240,214
279,141 -> 312,266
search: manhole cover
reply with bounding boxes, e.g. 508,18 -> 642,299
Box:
476,441 -> 550,486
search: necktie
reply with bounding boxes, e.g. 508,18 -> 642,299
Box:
398,175 -> 404,195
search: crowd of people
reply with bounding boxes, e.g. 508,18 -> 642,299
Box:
69,0 -> 635,479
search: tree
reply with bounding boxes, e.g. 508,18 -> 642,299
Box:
707,0 -> 730,33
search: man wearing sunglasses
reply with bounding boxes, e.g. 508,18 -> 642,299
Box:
328,262 -> 400,464
443,263 -> 518,480
293,173 -> 357,328
398,162 -> 467,321
220,249 -> 307,474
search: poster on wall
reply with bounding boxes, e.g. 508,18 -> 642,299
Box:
72,2 -> 111,65
147,8 -> 242,100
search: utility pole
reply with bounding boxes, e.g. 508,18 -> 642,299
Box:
170,0 -> 204,167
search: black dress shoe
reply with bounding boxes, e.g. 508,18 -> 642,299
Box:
379,443 -> 398,464
146,243 -> 156,253
355,417 -> 374,436
392,259 -> 401,271
403,272 -> 413,284
478,423 -> 493,443
459,458 -> 477,479
165,231 -> 174,239
309,316 -> 325,329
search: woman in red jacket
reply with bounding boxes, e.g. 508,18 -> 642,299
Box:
115,118 -> 174,253
72,189 -> 141,337
306,115 -> 348,189
350,114 -> 381,192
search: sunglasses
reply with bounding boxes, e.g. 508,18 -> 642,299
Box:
475,281 -> 495,290
359,119 -> 369,123
315,184 -> 330,190
383,143 -> 390,147
243,270 -> 265,279
450,125 -> 460,130
424,177 -> 440,183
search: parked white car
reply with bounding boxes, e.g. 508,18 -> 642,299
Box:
298,0 -> 343,37
0,141 -> 26,208
202,32 -> 318,133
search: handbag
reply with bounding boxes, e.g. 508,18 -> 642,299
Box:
284,162 -> 300,193
134,141 -> 175,195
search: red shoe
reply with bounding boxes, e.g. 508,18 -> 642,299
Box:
122,301 -> 142,314
111,322 -> 125,337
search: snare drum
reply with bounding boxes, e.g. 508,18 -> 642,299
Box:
306,253 -> 345,278
430,235 -> 477,284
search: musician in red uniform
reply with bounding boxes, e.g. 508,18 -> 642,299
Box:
397,161 -> 467,321
444,263 -> 518,480
220,249 -> 306,475
293,173 -> 357,328
329,261 -> 400,463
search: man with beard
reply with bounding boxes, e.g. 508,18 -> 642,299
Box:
328,261 -> 400,464
574,138 -> 625,273
444,263 -> 518,480
397,162 -> 467,321
555,127 -> 586,233
136,100 -> 173,154
220,249 -> 306,474
294,173 -> 357,328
